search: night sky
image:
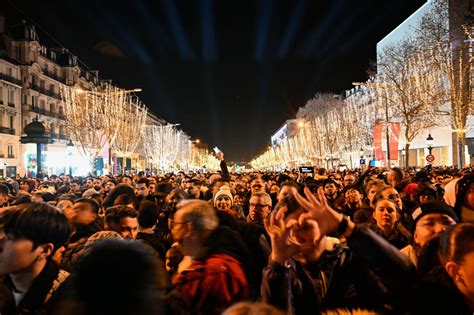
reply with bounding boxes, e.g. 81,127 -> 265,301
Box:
5,0 -> 426,162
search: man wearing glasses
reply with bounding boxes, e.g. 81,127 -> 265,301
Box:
400,200 -> 458,267
247,192 -> 272,226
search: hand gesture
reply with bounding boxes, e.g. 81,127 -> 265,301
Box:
216,151 -> 224,161
294,187 -> 343,237
264,206 -> 304,265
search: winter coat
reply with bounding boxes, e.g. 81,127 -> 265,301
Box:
172,226 -> 249,315
368,223 -> 411,249
61,218 -> 104,271
136,231 -> 168,261
216,210 -> 270,300
0,259 -> 70,315
262,226 -> 416,314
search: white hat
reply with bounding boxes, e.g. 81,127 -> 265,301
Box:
214,187 -> 233,206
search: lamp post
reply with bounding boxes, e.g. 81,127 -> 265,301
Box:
67,139 -> 74,176
426,134 -> 434,155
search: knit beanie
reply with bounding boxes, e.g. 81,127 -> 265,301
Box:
411,200 -> 458,232
214,187 -> 234,206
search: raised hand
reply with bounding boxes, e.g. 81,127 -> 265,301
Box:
294,186 -> 344,237
264,206 -> 304,265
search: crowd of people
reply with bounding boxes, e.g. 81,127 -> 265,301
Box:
1,151 -> 474,314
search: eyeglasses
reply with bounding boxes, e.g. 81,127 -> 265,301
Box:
249,203 -> 271,208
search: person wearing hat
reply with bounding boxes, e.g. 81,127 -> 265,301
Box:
400,200 -> 458,267
214,187 -> 244,219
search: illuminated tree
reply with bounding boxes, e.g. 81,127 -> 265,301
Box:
60,85 -> 127,173
415,0 -> 473,167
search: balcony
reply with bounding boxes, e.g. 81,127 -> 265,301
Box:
8,102 -> 15,108
30,84 -> 62,100
30,84 -> 61,100
43,70 -> 66,84
0,73 -> 22,86
27,106 -> 65,120
0,127 -> 16,135
7,154 -> 15,159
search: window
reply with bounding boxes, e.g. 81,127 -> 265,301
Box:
9,116 -> 13,129
31,75 -> 36,86
40,80 -> 45,89
0,86 -> 2,103
8,90 -> 14,104
31,96 -> 36,107
7,144 -> 13,158
49,84 -> 54,92
8,68 -> 12,76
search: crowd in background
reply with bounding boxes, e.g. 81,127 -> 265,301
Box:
1,151 -> 474,314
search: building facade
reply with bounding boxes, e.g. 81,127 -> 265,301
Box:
0,17 -> 167,177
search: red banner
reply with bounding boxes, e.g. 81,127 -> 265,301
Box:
373,122 -> 384,160
389,123 -> 401,160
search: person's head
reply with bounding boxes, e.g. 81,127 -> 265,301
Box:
71,198 -> 100,227
104,179 -> 118,194
248,192 -> 272,225
171,200 -> 218,258
121,176 -> 133,185
365,180 -> 384,206
214,187 -> 233,211
0,203 -> 71,276
439,223 -> 474,304
412,200 -> 458,247
387,167 -> 404,187
103,184 -> 136,209
136,178 -> 150,197
85,178 -> 94,189
105,206 -> 139,239
323,179 -> 338,197
0,184 -> 10,206
373,199 -> 399,233
137,200 -> 159,229
374,185 -> 403,210
250,178 -> 266,194
454,174 -> 474,222
73,240 -> 164,315
343,174 -> 356,187
113,194 -> 136,209
70,179 -> 82,193
19,179 -> 36,193
344,185 -> 362,206
415,185 -> 438,204
165,188 -> 188,213
57,198 -> 74,222
184,179 -> 200,199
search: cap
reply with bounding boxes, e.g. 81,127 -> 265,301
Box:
411,200 -> 458,232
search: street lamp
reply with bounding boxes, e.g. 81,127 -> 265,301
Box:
426,133 -> 434,155
67,139 -> 74,176
359,148 -> 364,158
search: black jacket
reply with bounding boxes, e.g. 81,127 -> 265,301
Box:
0,259 -> 70,315
262,226 -> 416,314
136,231 -> 167,261
61,218 -> 104,271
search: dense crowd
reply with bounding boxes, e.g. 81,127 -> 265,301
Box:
1,151 -> 474,314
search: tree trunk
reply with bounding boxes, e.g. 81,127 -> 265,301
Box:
458,131 -> 466,168
405,143 -> 410,168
